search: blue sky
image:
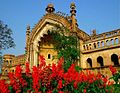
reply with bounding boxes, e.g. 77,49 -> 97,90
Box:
0,0 -> 120,56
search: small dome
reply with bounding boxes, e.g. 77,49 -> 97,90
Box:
46,3 -> 55,13
47,3 -> 54,8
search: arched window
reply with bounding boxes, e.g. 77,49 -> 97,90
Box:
86,45 -> 89,50
111,54 -> 119,65
111,39 -> 114,45
106,40 -> 109,46
89,44 -> 92,50
115,38 -> 119,44
97,42 -> 100,48
48,54 -> 51,59
87,58 -> 92,68
101,41 -> 104,47
83,45 -> 86,50
97,56 -> 104,67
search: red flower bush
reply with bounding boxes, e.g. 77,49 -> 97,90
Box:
109,65 -> 117,75
0,55 -> 119,93
25,62 -> 30,76
109,65 -> 120,85
0,80 -> 9,93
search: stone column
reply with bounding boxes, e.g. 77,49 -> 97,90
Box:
30,43 -> 34,69
33,42 -> 39,67
104,40 -> 106,47
100,41 -> 102,47
34,50 -> 38,66
114,38 -> 116,45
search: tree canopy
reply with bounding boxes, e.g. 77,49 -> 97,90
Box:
0,20 -> 15,50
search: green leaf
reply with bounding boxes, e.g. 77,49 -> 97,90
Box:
9,86 -> 14,93
52,88 -> 58,93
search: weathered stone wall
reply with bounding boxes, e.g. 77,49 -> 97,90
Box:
81,48 -> 120,68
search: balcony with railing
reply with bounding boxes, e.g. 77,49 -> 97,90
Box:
82,29 -> 120,53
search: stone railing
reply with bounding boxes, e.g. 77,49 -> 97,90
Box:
90,29 -> 120,40
82,29 -> 120,52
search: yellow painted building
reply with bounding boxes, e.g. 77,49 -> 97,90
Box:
1,3 -> 120,79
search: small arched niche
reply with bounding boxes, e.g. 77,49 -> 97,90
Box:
111,54 -> 119,65
87,58 -> 92,68
97,56 -> 104,67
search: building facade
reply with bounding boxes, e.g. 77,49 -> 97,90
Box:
1,54 -> 25,80
1,3 -> 120,79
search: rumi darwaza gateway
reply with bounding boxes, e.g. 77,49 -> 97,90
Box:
1,3 -> 120,79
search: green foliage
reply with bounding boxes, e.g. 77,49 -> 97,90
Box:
0,52 -> 2,63
48,25 -> 79,71
22,74 -> 33,92
0,20 -> 15,50
110,70 -> 120,93
75,65 -> 82,72
113,84 -> 120,93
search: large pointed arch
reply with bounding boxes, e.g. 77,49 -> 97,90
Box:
28,14 -> 70,67
26,13 -> 89,68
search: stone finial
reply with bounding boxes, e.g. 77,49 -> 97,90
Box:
70,2 -> 76,16
46,4 -> 55,13
92,29 -> 97,36
27,25 -> 30,30
70,2 -> 77,32
26,25 -> 30,54
26,25 -> 30,35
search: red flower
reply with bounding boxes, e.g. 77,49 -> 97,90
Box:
73,81 -> 78,89
8,72 -> 14,79
59,91 -> 64,93
0,80 -> 10,93
83,89 -> 87,93
108,80 -> 114,86
32,66 -> 40,92
47,91 -> 52,93
102,76 -> 108,87
97,72 -> 102,80
39,55 -> 46,68
109,65 -> 117,75
15,65 -> 22,79
57,57 -> 64,69
58,80 -> 63,89
58,69 -> 64,78
19,78 -> 27,87
25,62 -> 30,76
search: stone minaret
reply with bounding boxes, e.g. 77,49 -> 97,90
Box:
26,25 -> 30,61
70,2 -> 77,32
26,25 -> 30,43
